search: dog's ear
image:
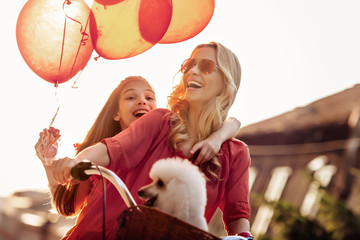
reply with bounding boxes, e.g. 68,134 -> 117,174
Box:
164,178 -> 190,221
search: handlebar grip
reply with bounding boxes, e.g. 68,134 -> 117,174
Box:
71,160 -> 93,181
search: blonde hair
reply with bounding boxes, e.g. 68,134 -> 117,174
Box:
167,42 -> 241,180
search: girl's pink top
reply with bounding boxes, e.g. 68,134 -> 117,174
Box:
63,108 -> 251,240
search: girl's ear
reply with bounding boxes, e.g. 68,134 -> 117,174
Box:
113,112 -> 120,121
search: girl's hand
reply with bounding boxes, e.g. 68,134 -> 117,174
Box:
189,134 -> 222,165
51,157 -> 79,186
35,127 -> 61,166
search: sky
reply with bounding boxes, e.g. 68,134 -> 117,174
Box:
0,0 -> 359,197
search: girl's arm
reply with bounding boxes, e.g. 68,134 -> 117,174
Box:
189,117 -> 241,165
47,142 -> 109,215
36,128 -> 89,215
51,143 -> 110,185
36,128 -> 110,215
35,127 -> 61,195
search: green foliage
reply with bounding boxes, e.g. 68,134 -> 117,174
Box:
350,167 -> 360,177
253,167 -> 360,240
259,184 -> 360,240
268,200 -> 332,240
317,192 -> 360,240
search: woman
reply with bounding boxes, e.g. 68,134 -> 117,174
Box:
37,76 -> 241,217
50,42 -> 251,239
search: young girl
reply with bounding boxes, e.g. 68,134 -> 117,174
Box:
36,76 -> 241,216
50,42 -> 252,239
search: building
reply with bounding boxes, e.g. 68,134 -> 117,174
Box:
237,84 -> 360,237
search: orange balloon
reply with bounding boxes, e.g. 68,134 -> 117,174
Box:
159,0 -> 215,43
16,0 -> 94,84
90,0 -> 172,59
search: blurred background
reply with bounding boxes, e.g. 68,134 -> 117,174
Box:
1,0 -> 359,239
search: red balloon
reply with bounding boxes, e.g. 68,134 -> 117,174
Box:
94,0 -> 124,5
90,0 -> 172,59
16,0 -> 94,84
159,0 -> 215,43
139,0 -> 173,44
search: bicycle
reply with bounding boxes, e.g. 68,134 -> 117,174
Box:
71,160 -> 247,240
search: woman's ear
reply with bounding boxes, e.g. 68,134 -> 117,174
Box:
113,112 -> 120,121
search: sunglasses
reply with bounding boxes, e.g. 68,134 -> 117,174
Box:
180,58 -> 220,75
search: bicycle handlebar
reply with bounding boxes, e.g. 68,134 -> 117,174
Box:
70,160 -> 137,208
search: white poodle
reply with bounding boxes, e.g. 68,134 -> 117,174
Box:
138,157 -> 208,231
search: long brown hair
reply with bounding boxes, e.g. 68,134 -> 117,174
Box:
53,76 -> 153,216
167,42 -> 241,180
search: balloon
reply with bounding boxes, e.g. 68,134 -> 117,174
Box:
159,0 -> 215,43
16,0 -> 94,84
139,0 -> 173,44
90,0 -> 172,59
94,0 -> 123,5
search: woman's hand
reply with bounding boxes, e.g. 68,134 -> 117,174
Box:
189,134 -> 222,165
35,127 -> 61,166
190,117 -> 241,165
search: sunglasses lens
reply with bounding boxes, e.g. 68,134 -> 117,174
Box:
181,59 -> 196,73
199,59 -> 216,75
181,58 -> 217,74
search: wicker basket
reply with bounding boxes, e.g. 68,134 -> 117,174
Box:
115,206 -> 221,240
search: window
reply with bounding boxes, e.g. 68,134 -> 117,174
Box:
300,155 -> 337,218
249,167 -> 257,191
251,166 -> 292,236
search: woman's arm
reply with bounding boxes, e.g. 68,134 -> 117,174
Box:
227,218 -> 251,235
190,117 -> 241,165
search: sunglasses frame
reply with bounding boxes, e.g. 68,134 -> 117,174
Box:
180,58 -> 220,75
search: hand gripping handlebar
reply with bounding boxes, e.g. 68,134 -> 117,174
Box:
70,160 -> 137,208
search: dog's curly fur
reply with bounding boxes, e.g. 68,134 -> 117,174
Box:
138,157 -> 208,231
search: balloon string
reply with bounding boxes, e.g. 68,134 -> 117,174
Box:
72,67 -> 85,89
58,5 -> 67,80
49,81 -> 60,128
62,0 -> 91,87
51,1 -> 70,127
70,14 -> 92,88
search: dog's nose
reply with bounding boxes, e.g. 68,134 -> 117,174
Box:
138,189 -> 145,197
